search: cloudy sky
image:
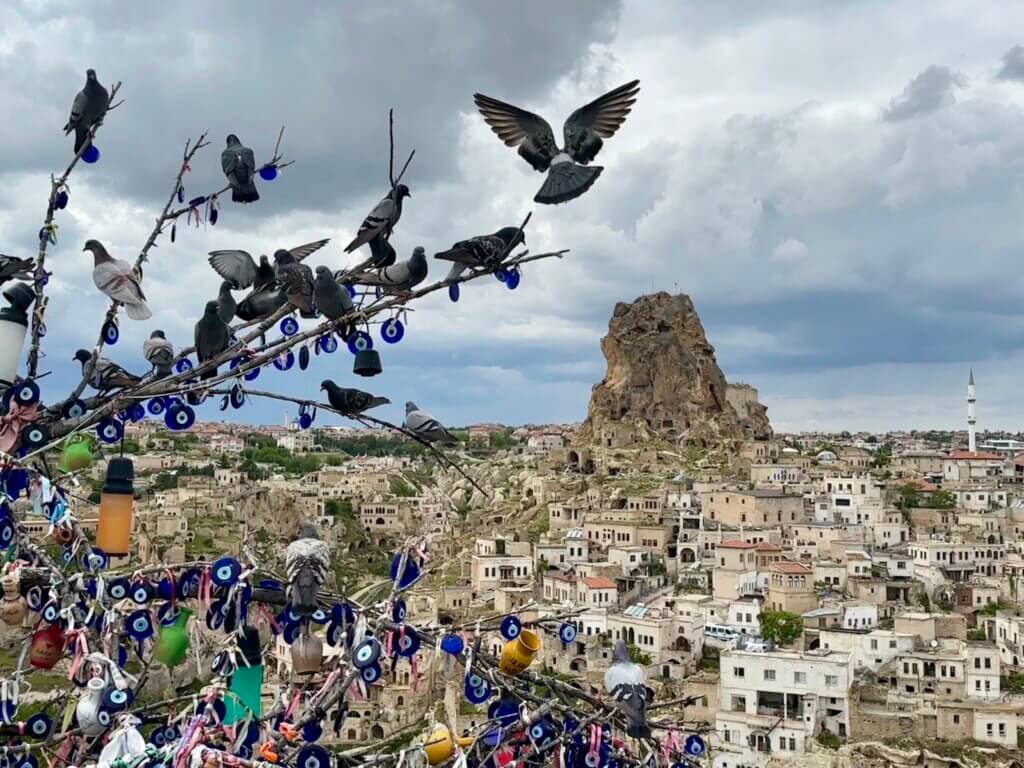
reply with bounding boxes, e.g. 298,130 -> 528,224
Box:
2,1 -> 1024,433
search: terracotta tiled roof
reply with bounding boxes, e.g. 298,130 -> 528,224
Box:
771,561 -> 812,575
581,577 -> 617,590
718,540 -> 758,549
947,451 -> 1003,460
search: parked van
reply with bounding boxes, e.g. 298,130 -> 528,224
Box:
704,624 -> 741,641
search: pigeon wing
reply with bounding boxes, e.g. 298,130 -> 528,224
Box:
66,88 -> 87,131
221,148 -> 240,179
94,259 -> 147,304
289,239 -> 331,262
345,199 -> 396,252
474,93 -> 558,171
237,147 -> 257,183
208,250 -> 258,288
143,338 -> 173,364
563,80 -> 640,163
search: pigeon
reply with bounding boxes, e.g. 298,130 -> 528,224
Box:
0,255 -> 34,287
474,80 -> 640,204
275,250 -> 316,317
366,237 -> 397,269
84,240 -> 151,320
64,69 -> 110,154
143,331 -> 174,378
224,239 -> 329,321
221,134 -> 259,204
285,523 -> 331,617
194,300 -> 232,381
344,185 -> 411,253
435,227 -> 524,282
604,640 -> 651,739
207,250 -> 276,291
235,287 -> 286,322
73,349 -> 142,392
312,266 -> 353,320
321,380 -> 390,415
216,281 -> 237,324
404,402 -> 458,445
350,247 -> 428,293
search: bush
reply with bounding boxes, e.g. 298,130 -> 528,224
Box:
760,611 -> 803,646
816,731 -> 841,750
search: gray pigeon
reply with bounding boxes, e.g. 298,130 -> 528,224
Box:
404,402 -> 458,445
207,250 -> 275,290
143,331 -> 174,378
285,523 -> 331,617
351,247 -> 428,293
85,240 -> 151,320
312,266 -> 353,320
222,134 -> 259,203
275,250 -> 315,317
321,380 -> 389,415
0,255 -> 34,287
194,300 -> 232,381
73,349 -> 141,392
474,80 -> 639,204
217,281 -> 237,324
435,227 -> 524,282
235,286 -> 286,322
344,185 -> 411,253
604,640 -> 650,739
64,69 -> 110,154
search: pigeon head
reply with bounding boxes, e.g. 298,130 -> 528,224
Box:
320,379 -> 335,391
219,281 -> 234,294
73,349 -> 92,363
405,401 -> 418,413
314,266 -> 332,279
393,184 -> 411,200
86,69 -> 97,80
150,330 -> 166,339
204,300 -> 220,316
226,134 -> 240,146
495,227 -> 525,248
82,239 -> 107,260
411,246 -> 426,260
612,640 -> 631,664
273,249 -> 295,265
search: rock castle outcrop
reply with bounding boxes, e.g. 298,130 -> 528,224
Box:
576,292 -> 771,448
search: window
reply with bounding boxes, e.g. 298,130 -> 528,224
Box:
794,671 -> 807,684
870,639 -> 878,650
764,669 -> 776,681
825,675 -> 838,687
999,723 -> 1006,737
953,714 -> 960,724
987,723 -> 993,737
731,695 -> 746,712
984,657 -> 991,669
733,667 -> 745,678
889,640 -> 897,649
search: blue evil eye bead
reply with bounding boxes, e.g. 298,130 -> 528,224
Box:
13,379 -> 40,406
175,358 -> 193,374
395,628 -> 420,658
55,189 -> 69,209
19,423 -> 49,450
127,403 -> 146,423
318,334 -> 338,354
185,390 -> 205,406
488,699 -> 518,728
380,318 -> 404,344
500,615 -> 522,641
448,284 -> 459,303
389,552 -> 420,589
16,756 -> 39,768
83,548 -> 108,572
102,685 -> 134,712
296,745 -> 330,768
188,196 -> 207,209
683,735 -> 706,758
162,725 -> 180,744
177,185 -> 185,204
178,568 -> 201,599
332,602 -> 355,625
0,518 -> 13,548
150,728 -> 166,747
130,580 -> 154,604
392,599 -> 407,623
82,145 -> 100,163
164,403 -> 195,431
282,621 -> 302,645
310,608 -> 329,625
352,637 -> 381,669
360,663 -> 383,684
96,417 -> 124,444
346,331 -> 373,355
209,207 -> 219,226
240,721 -> 261,747
298,345 -> 310,371
494,268 -> 508,283
157,577 -> 174,601
2,468 -> 29,499
346,283 -> 357,298
259,164 -> 278,181
102,320 -> 119,345
244,365 -> 259,382
25,586 -> 43,612
298,407 -> 315,430
61,399 -> 88,419
211,556 -> 241,587
199,697 -> 227,725
147,397 -> 166,416
41,601 -> 60,624
229,385 -> 246,410
107,578 -> 130,601
558,622 -> 578,645
440,634 -> 464,656
273,351 -> 295,371
126,609 -> 154,640
114,643 -> 129,668
464,676 -> 491,705
326,622 -> 344,647
505,268 -> 521,290
206,600 -> 227,631
60,545 -> 75,564
25,713 -> 53,740
210,649 -> 234,676
302,720 -> 323,743
0,699 -> 15,722
280,316 -> 300,337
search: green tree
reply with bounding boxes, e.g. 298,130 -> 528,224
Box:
894,484 -> 921,509
930,489 -> 956,509
759,611 -> 803,646
627,644 -> 652,665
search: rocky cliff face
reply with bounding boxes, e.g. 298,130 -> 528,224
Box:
576,292 -> 771,447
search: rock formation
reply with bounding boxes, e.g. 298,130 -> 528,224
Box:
576,292 -> 771,448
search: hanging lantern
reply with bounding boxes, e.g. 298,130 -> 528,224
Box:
225,625 -> 263,724
498,629 -> 541,675
153,608 -> 192,667
0,572 -> 26,626
59,434 -> 95,473
29,622 -> 65,670
96,458 -> 134,556
0,284 -> 35,390
353,349 -> 382,377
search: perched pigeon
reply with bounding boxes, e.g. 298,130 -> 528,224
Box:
321,380 -> 390,415
0,255 -> 34,287
604,640 -> 650,739
351,246 -> 427,293
235,287 -> 286,322
207,250 -> 276,291
404,401 -> 457,445
216,281 -> 237,324
221,134 -> 259,204
275,250 -> 315,317
73,349 -> 142,392
84,240 -> 151,320
344,185 -> 411,253
365,237 -> 397,269
225,239 -> 329,321
435,227 -> 524,282
64,69 -> 110,154
143,331 -> 174,378
474,80 -> 640,204
312,266 -> 353,320
285,523 -> 331,617
194,301 -> 232,381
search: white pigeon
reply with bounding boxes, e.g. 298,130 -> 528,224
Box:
285,523 -> 331,617
84,239 -> 151,320
143,330 -> 174,378
404,401 -> 458,445
604,639 -> 651,738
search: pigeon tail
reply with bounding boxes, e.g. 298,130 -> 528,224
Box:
368,396 -> 390,409
291,570 -> 319,616
625,722 -> 651,740
74,129 -> 91,154
124,302 -> 153,321
232,185 -> 260,204
534,162 -> 603,205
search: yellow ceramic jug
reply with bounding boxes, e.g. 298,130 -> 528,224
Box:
499,629 -> 541,675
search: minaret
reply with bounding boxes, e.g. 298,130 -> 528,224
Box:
967,369 -> 977,453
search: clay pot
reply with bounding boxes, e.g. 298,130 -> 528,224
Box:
0,596 -> 26,626
499,629 -> 541,676
29,622 -> 65,670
